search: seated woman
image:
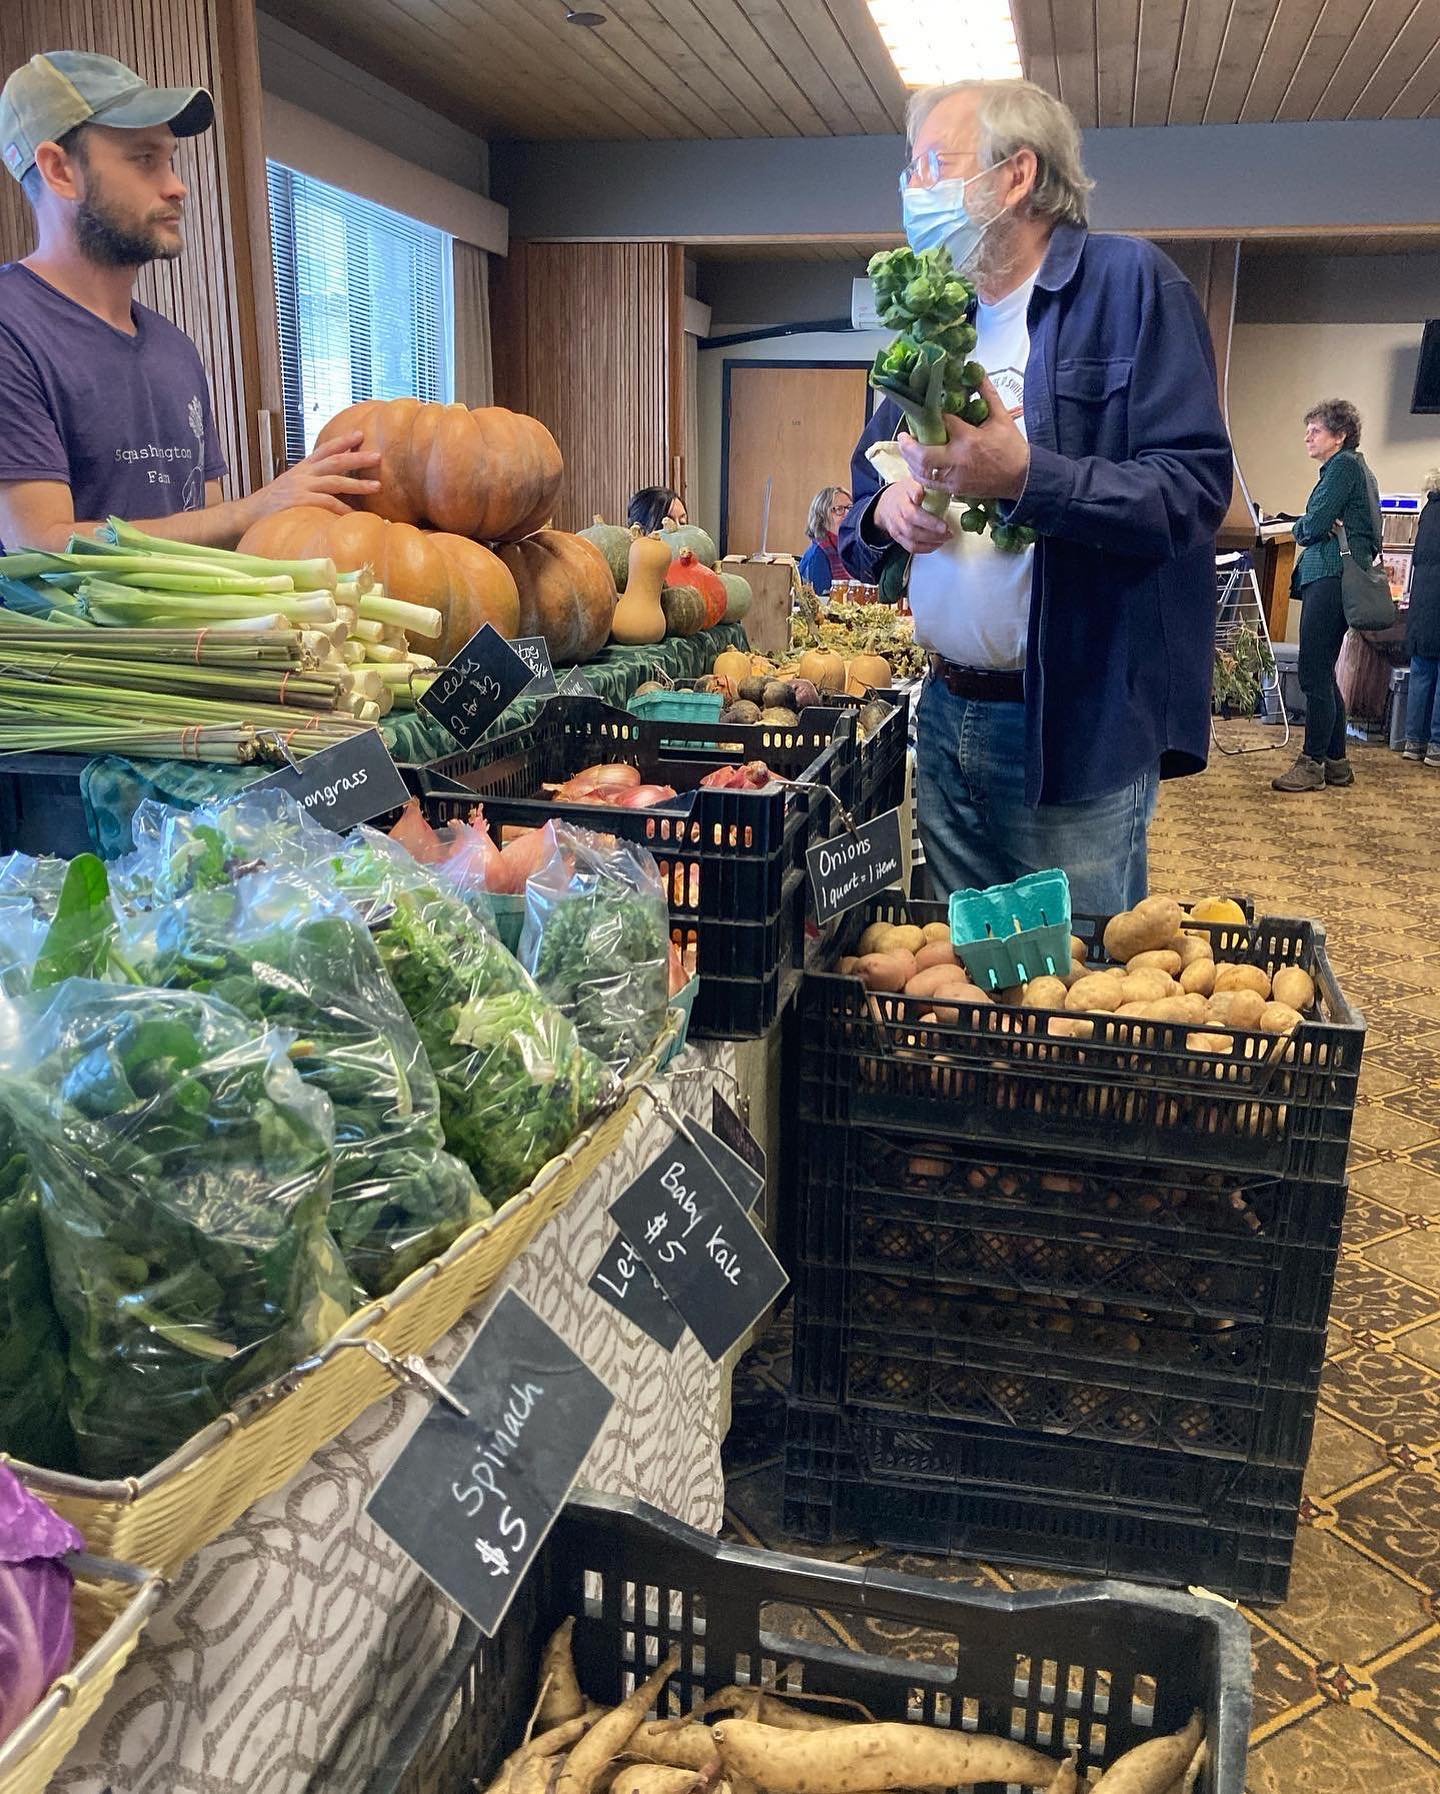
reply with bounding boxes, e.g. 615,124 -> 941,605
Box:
627,485 -> 686,533
798,486 -> 852,596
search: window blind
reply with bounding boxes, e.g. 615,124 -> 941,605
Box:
267,161 -> 452,462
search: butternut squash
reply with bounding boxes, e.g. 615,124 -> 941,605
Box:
612,535 -> 669,645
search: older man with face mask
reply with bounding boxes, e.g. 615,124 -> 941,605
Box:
840,80 -> 1233,915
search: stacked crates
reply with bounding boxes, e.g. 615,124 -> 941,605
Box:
782,896 -> 1364,1603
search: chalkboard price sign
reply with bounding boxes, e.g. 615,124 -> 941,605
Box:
512,635 -> 558,696
249,728 -> 410,832
609,1130 -> 787,1363
805,805 -> 906,925
418,624 -> 533,749
366,1289 -> 613,1637
557,667 -> 599,699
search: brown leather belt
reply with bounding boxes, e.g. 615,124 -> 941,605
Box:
929,654 -> 1025,704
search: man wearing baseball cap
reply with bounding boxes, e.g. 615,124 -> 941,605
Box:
0,51 -> 379,551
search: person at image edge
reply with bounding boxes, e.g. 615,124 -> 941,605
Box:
0,50 -> 382,551
840,79 -> 1233,915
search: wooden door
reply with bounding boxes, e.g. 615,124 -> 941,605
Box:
0,0 -> 282,495
722,362 -> 869,557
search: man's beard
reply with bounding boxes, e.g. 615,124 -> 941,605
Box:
967,212 -> 1022,301
74,182 -> 181,269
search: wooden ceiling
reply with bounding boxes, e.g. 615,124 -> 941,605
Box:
265,0 -> 1440,140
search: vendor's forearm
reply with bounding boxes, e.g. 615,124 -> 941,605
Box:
70,497 -> 255,551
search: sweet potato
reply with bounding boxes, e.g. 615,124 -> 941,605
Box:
1022,975 -> 1070,1009
913,942 -> 959,972
710,1718 -> 1060,1793
1125,949 -> 1182,977
630,1725 -> 721,1771
612,1770 -> 703,1794
1205,988 -> 1265,1030
1272,965 -> 1315,1012
1179,959 -> 1216,997
555,1652 -> 681,1794
856,954 -> 908,993
537,1618 -> 586,1729
1103,897 -> 1183,963
1065,971 -> 1126,1013
1212,963 -> 1270,999
1047,1755 -> 1079,1794
1091,1712 -> 1203,1794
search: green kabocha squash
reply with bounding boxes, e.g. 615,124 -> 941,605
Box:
719,571 -> 752,624
660,584 -> 707,638
655,520 -> 718,566
578,514 -> 635,590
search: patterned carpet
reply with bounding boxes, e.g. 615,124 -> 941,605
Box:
723,722 -> 1440,1794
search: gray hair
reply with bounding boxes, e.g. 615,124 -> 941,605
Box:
1304,399 -> 1362,452
907,80 -> 1093,228
806,485 -> 849,542
1423,467 -> 1440,497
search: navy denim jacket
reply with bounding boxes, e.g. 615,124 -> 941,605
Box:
839,224 -> 1234,806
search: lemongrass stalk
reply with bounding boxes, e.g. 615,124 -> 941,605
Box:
351,618 -> 385,643
364,641 -> 409,664
103,519 -> 338,590
357,591 -> 442,638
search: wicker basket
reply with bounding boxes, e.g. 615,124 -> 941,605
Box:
9,1023 -> 676,1575
0,1554 -> 163,1794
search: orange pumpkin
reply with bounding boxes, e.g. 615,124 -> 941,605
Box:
663,551 -> 726,630
316,398 -> 563,543
497,531 -> 618,665
237,506 -> 520,664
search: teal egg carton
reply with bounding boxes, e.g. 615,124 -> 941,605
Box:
628,688 -> 724,725
948,868 -> 1072,991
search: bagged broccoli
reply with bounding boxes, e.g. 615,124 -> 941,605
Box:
0,1095 -> 75,1471
520,824 -> 671,1073
335,832 -> 616,1203
0,981 -> 350,1478
118,869 -> 490,1297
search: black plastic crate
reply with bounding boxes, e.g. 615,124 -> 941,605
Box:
0,751 -> 94,856
800,895 -> 1364,1183
783,1399 -> 1301,1605
365,1491 -> 1250,1794
414,700 -> 852,1037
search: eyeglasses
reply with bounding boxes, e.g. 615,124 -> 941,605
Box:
899,149 -> 976,192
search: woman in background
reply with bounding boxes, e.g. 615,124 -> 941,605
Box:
1403,468 -> 1440,765
1272,399 -> 1381,794
798,486 -> 852,596
628,486 -> 686,533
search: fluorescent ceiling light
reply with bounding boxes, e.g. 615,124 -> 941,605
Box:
867,0 -> 1023,87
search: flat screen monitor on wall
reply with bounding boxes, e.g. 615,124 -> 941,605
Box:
1414,320 -> 1440,415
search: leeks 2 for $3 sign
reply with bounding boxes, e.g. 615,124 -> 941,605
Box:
419,624 -> 535,749
366,1289 -> 613,1637
805,805 -> 907,924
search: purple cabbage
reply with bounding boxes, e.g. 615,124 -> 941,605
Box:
0,1464 -> 83,1748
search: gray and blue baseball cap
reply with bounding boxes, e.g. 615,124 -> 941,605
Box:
0,51 -> 213,183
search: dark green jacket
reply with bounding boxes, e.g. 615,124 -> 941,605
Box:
1294,449 -> 1380,586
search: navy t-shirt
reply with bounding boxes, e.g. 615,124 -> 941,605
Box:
0,263 -> 227,536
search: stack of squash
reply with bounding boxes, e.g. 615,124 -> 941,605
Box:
580,515 -> 753,646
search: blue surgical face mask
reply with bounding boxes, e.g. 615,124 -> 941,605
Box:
901,161 -> 1011,273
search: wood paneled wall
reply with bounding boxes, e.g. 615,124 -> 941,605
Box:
492,240 -> 686,533
0,0 -> 281,495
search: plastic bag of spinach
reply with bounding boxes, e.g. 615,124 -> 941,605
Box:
0,1093 -> 75,1470
112,786 -> 340,910
0,981 -> 350,1479
335,832 -> 617,1205
0,852 -> 68,995
520,824 -> 671,1074
118,869 -> 491,1297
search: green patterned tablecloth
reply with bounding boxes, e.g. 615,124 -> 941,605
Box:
75,625 -> 749,859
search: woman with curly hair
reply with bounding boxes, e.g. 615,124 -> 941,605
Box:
1272,398 -> 1382,793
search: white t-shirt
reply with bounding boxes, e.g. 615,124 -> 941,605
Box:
869,273 -> 1036,671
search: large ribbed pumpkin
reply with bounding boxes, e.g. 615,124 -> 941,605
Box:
497,532 -> 617,665
238,507 -> 520,664
315,399 -> 563,543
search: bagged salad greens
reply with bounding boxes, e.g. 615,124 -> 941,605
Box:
520,825 -> 671,1074
334,832 -> 616,1203
0,1102 -> 75,1471
0,981 -> 349,1479
0,853 -> 67,996
112,786 -> 339,909
117,869 -> 490,1297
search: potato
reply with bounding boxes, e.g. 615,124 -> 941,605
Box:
1272,965 -> 1316,1012
1260,1001 -> 1304,1035
875,923 -> 925,955
1066,971 -> 1126,1013
711,1719 -> 1061,1794
1187,1031 -> 1235,1055
995,983 -> 1026,1005
1174,933 -> 1214,969
913,941 -> 959,972
1125,948 -> 1182,977
1103,896 -> 1184,962
837,956 -> 859,976
922,921 -> 952,943
1119,970 -> 1178,1004
856,953 -> 908,992
1048,1015 -> 1094,1040
1180,958 -> 1217,997
905,963 -> 979,999
1206,988 -> 1266,1030
1023,975 -> 1070,1009
1069,934 -> 1088,964
1116,995 -> 1207,1024
1212,963 -> 1270,999
857,921 -> 892,956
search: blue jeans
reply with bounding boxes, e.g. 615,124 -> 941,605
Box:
916,678 -> 1159,917
1405,654 -> 1440,747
